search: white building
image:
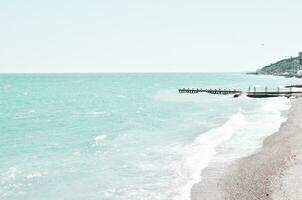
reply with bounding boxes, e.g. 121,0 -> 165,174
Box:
297,70 -> 302,76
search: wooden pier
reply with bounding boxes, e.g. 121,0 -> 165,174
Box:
178,88 -> 242,95
285,84 -> 302,88
178,87 -> 302,98
246,87 -> 302,98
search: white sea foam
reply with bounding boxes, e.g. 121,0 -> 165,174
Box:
117,95 -> 127,99
74,111 -> 109,116
95,135 -> 107,145
25,172 -> 44,179
261,97 -> 290,113
86,111 -> 108,115
0,167 -> 47,199
6,167 -> 20,181
172,113 -> 247,200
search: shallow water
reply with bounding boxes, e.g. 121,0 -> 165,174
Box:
0,73 -> 299,200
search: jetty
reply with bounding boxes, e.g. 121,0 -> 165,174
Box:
178,88 -> 241,95
285,84 -> 302,88
178,87 -> 302,98
246,87 -> 302,98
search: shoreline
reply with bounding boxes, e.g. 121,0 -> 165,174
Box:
191,98 -> 302,199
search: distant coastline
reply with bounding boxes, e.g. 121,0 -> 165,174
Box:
247,52 -> 302,78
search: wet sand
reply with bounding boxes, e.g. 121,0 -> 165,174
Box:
191,98 -> 302,200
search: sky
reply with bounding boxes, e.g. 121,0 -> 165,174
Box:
0,0 -> 302,73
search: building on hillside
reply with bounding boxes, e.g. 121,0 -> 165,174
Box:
297,70 -> 302,76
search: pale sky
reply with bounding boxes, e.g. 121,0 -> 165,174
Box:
0,0 -> 301,73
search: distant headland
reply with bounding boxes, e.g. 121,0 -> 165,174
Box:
248,52 -> 302,78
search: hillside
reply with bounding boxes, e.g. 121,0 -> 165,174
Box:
257,56 -> 302,76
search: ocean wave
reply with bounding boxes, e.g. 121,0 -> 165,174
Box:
95,135 -> 107,146
260,97 -> 291,114
73,111 -> 110,117
0,167 -> 46,198
85,111 -> 108,115
25,172 -> 45,179
171,113 -> 247,200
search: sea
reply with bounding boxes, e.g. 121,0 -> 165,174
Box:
0,73 -> 299,200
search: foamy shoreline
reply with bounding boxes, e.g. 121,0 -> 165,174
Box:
191,98 -> 302,199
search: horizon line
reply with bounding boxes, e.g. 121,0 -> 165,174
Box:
0,71 -> 252,74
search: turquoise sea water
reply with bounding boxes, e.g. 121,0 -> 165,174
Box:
0,73 -> 300,200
